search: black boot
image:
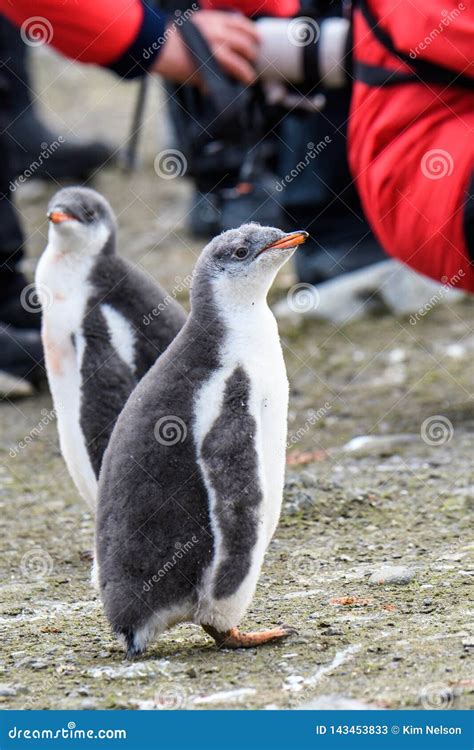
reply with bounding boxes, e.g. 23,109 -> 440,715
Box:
0,62 -> 44,392
0,325 -> 44,386
277,93 -> 386,285
290,206 -> 386,286
0,66 -> 42,330
0,15 -> 114,181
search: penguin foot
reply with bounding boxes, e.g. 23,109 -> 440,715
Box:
118,628 -> 145,660
125,644 -> 145,661
203,624 -> 297,649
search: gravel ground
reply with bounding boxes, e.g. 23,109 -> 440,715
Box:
0,49 -> 473,711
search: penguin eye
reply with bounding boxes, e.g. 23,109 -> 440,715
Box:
234,247 -> 249,260
83,208 -> 96,223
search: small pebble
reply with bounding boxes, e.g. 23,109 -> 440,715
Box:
285,675 -> 304,686
300,695 -> 379,710
80,698 -> 97,709
0,685 -> 16,697
368,565 -> 416,585
30,660 -> 49,671
323,627 -> 344,637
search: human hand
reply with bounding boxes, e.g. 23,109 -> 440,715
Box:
152,11 -> 260,85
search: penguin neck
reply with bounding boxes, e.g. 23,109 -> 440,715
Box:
47,222 -> 114,260
191,277 -> 272,341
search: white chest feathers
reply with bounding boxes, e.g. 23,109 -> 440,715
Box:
100,303 -> 136,373
193,301 -> 289,540
36,249 -> 96,508
35,243 -> 137,511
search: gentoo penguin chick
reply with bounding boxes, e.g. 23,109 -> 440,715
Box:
97,223 -> 308,657
36,187 -> 186,513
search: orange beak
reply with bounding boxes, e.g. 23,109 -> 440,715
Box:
47,210 -> 75,224
262,231 -> 309,252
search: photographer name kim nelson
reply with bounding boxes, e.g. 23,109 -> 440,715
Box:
403,725 -> 462,735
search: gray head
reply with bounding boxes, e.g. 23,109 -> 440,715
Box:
47,187 -> 117,256
192,223 -> 308,312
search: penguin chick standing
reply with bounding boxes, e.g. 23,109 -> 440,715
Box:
36,187 -> 186,512
97,223 -> 308,656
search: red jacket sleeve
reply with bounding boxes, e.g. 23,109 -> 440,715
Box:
0,0 -> 168,78
200,0 -> 299,16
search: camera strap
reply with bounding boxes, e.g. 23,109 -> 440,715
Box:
354,0 -> 474,90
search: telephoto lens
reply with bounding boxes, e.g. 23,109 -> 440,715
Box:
255,16 -> 350,88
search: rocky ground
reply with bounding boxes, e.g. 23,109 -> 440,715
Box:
0,49 -> 473,711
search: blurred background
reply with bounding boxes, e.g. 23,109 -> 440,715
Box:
1,13 -> 473,712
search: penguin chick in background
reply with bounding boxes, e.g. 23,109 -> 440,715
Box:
36,187 -> 186,513
97,223 -> 308,657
